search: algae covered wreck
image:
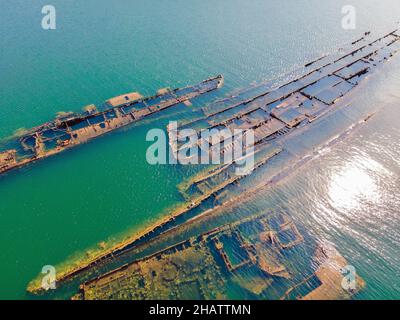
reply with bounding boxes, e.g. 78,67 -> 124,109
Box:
26,28 -> 400,299
0,75 -> 223,175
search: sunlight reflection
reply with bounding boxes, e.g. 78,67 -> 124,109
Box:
328,156 -> 384,211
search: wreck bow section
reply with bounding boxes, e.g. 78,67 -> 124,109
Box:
0,75 -> 223,176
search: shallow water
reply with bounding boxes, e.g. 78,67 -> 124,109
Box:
0,0 -> 399,299
267,57 -> 400,299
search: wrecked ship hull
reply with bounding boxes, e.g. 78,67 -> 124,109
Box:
27,29 -> 400,298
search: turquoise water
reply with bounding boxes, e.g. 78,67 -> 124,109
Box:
0,0 -> 400,299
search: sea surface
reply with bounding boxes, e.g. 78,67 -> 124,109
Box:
0,0 -> 399,299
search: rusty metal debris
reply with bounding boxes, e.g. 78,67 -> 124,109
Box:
173,30 -> 400,162
0,75 -> 223,175
26,29 -> 400,297
72,213 -> 361,300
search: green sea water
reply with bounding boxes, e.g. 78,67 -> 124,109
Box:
1,0 -> 400,299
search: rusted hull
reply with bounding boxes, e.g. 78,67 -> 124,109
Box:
0,75 -> 224,176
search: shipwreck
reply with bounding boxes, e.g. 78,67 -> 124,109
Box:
26,28 -> 399,298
